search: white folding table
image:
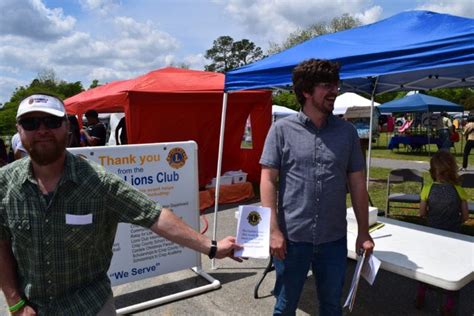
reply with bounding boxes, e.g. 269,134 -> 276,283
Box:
347,217 -> 474,291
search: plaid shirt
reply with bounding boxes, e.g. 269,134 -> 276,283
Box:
0,152 -> 161,315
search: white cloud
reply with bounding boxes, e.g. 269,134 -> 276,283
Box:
0,0 -> 75,40
0,76 -> 25,104
0,4 -> 182,99
416,0 -> 474,18
355,6 -> 383,24
219,0 -> 382,44
78,0 -> 120,15
183,53 -> 207,70
113,16 -> 180,59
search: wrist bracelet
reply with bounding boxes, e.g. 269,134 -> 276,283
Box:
9,298 -> 26,313
208,240 -> 217,259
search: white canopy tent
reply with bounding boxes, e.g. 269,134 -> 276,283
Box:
333,92 -> 380,115
272,105 -> 297,121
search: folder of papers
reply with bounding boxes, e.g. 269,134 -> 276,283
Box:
344,250 -> 381,312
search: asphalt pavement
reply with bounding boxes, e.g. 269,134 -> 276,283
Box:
370,157 -> 429,171
111,200 -> 473,316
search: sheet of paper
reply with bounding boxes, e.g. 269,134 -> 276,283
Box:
361,254 -> 381,285
234,205 -> 270,259
344,250 -> 366,312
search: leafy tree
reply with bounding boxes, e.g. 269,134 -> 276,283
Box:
374,91 -> 407,104
205,36 -> 234,72
204,36 -> 263,73
272,90 -> 299,111
169,62 -> 190,69
89,79 -> 101,89
232,39 -> 264,67
427,88 -> 474,111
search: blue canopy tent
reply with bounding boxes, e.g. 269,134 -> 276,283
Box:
225,10 -> 474,94
221,10 -> 473,185
378,93 -> 464,114
210,11 -> 474,251
378,93 -> 464,153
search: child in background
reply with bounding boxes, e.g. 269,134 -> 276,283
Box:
416,151 -> 469,315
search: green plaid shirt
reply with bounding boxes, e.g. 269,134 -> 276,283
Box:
0,152 -> 161,315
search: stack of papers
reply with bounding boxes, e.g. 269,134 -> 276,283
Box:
344,251 -> 381,312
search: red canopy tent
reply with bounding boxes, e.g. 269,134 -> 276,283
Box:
64,67 -> 272,187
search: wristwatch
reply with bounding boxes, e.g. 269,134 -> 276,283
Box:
208,240 -> 217,259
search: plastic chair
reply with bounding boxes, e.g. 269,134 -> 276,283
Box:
385,168 -> 424,217
459,173 -> 474,214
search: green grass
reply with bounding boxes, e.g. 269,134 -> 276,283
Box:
361,166 -> 474,236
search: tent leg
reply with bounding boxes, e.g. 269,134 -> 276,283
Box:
211,92 -> 228,270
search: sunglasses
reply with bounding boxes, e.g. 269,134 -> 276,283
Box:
18,116 -> 65,131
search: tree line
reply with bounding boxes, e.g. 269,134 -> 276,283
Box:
1,14 -> 473,136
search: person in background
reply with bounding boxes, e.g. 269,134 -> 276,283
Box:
0,137 -> 7,167
436,111 -> 453,151
461,116 -> 474,171
67,115 -> 81,147
417,151 -> 469,315
115,116 -> 127,145
11,132 -> 28,160
80,109 -> 106,146
260,59 -> 374,316
0,93 -> 242,315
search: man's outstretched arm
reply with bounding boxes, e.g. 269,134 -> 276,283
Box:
150,208 -> 242,261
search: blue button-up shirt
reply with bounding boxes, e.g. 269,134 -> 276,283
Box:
260,112 -> 365,244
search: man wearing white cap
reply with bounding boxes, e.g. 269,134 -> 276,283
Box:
0,93 -> 242,315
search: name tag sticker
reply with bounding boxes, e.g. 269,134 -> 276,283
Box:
66,214 -> 93,225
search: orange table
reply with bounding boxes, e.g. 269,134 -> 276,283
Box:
199,182 -> 255,211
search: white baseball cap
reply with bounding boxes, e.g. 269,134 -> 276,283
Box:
17,94 -> 66,119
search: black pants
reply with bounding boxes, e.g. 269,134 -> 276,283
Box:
462,140 -> 474,168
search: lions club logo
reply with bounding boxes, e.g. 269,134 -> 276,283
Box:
166,147 -> 187,169
247,211 -> 261,226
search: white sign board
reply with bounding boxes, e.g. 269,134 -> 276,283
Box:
68,141 -> 199,286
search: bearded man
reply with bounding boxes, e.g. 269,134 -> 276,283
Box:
260,59 -> 374,316
0,93 -> 241,315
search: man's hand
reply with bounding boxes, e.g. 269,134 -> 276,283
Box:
215,236 -> 243,262
270,228 -> 286,260
356,232 -> 374,256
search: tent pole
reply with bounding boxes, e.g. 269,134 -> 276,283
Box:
366,77 -> 379,190
211,92 -> 228,270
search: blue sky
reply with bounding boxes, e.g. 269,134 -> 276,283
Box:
0,0 -> 473,104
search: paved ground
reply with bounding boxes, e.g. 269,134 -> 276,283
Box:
113,202 -> 473,316
4,201 -> 473,315
371,157 -> 429,171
